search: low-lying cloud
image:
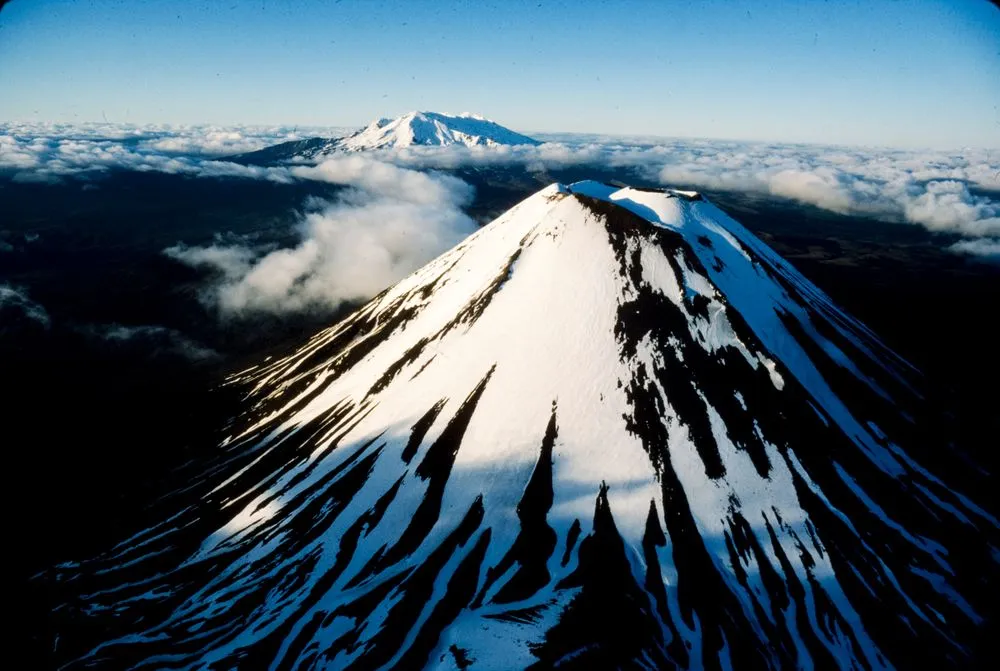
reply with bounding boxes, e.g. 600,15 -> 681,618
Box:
901,181 -> 1000,237
385,140 -> 1000,241
948,238 -> 1000,262
165,155 -> 476,318
136,126 -> 347,156
0,282 -> 223,356
0,132 -> 298,184
81,323 -> 221,361
0,284 -> 51,328
4,121 -> 997,255
0,121 -> 351,183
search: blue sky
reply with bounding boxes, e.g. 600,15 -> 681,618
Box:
1,0 -> 998,148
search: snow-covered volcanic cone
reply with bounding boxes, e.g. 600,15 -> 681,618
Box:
56,182 -> 998,670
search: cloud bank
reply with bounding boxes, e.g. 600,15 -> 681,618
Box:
4,122 -> 997,271
165,155 -> 476,317
0,132 -> 297,184
949,238 -> 1000,262
1,120 -> 351,154
0,121 -> 351,183
0,284 -> 51,328
81,323 -> 221,361
0,282 -> 220,357
384,140 -> 1000,240
378,138 -> 998,257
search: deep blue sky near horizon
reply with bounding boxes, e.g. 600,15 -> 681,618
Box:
1,0 -> 998,149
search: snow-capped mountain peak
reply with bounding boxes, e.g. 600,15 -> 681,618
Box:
337,111 -> 540,150
54,182 -> 998,670
226,111 -> 540,164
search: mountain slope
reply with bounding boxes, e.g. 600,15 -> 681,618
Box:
230,111 -> 539,165
54,182 -> 998,669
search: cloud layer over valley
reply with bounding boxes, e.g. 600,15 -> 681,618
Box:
0,284 -> 51,329
387,140 -> 1000,243
5,122 -> 995,241
164,156 -> 476,317
0,121 -> 351,183
3,122 -> 997,321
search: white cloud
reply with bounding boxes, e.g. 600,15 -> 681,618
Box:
0,284 -> 51,328
82,323 -> 220,361
165,155 -> 476,318
948,238 -> 1000,261
901,181 -> 1000,237
386,139 -> 1000,241
0,132 -> 301,183
0,121 -> 350,182
1,120 -> 351,154
3,122 -> 998,246
139,128 -> 305,156
164,243 -> 258,278
768,168 -> 855,213
291,155 -> 473,206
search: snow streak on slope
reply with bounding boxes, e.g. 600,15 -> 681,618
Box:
54,183 -> 998,670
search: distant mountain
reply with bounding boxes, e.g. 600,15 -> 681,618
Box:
55,182 -> 998,669
340,111 -> 540,150
230,111 -> 540,165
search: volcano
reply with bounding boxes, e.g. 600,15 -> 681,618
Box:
230,111 -> 540,165
55,182 -> 998,669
